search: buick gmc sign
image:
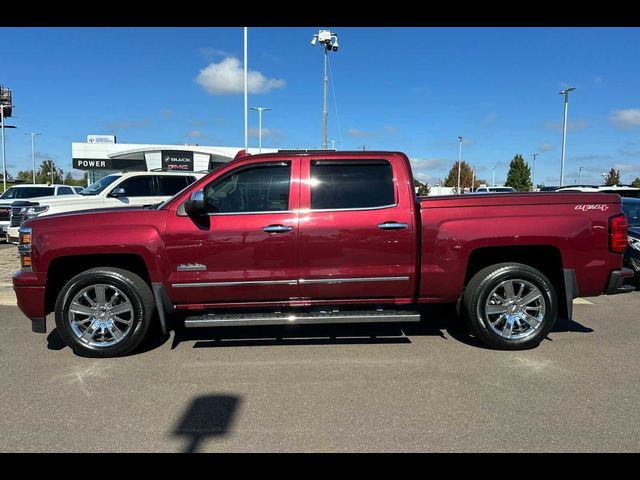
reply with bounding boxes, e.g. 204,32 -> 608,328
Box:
162,150 -> 193,171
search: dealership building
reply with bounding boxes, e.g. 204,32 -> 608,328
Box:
72,136 -> 277,183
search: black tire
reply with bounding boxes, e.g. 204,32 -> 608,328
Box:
54,267 -> 156,357
462,262 -> 557,350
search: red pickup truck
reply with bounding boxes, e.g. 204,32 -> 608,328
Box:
13,151 -> 633,357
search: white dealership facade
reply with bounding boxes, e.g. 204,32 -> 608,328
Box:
72,140 -> 277,184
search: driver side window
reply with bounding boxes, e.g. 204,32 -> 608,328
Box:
204,162 -> 291,214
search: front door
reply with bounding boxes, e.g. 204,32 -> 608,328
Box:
164,159 -> 300,305
297,156 -> 417,301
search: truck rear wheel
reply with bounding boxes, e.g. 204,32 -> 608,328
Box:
462,262 -> 557,350
54,267 -> 155,357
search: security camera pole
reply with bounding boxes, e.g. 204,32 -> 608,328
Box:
26,132 -> 42,184
558,87 -> 576,187
457,136 -> 463,193
310,29 -> 339,150
249,107 -> 271,154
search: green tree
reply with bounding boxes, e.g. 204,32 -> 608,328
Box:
16,170 -> 33,182
632,177 -> 640,188
504,154 -> 533,192
64,172 -> 73,185
36,160 -> 63,184
603,168 -> 621,186
414,179 -> 431,196
443,161 -> 475,193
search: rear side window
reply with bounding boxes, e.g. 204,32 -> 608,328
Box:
57,187 -> 74,195
157,176 -> 192,196
310,160 -> 395,210
117,176 -> 155,197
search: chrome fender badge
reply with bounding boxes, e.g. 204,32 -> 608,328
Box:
177,263 -> 207,271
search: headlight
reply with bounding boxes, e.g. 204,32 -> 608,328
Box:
629,237 -> 640,251
23,205 -> 49,218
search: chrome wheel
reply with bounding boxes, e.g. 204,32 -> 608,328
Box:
68,284 -> 134,347
482,279 -> 546,340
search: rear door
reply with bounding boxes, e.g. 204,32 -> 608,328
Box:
297,155 -> 417,301
106,175 -> 159,207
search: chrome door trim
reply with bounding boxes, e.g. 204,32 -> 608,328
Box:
172,276 -> 409,288
172,279 -> 298,288
298,276 -> 409,285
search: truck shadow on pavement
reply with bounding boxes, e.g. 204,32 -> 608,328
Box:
168,303 -> 593,351
173,394 -> 240,453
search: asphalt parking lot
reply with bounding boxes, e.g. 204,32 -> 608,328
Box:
1,288 -> 639,452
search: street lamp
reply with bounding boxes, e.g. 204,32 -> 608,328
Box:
25,132 -> 41,184
0,104 -> 9,191
249,107 -> 271,154
558,87 -> 576,187
310,29 -> 339,150
579,166 -> 584,184
471,166 -> 475,192
457,136 -> 463,193
493,163 -> 499,187
531,153 -> 539,190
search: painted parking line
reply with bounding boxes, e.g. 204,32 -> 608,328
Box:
573,298 -> 595,305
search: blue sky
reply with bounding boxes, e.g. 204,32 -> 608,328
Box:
1,26 -> 639,185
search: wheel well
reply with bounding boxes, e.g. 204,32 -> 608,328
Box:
465,245 -> 567,317
45,254 -> 151,314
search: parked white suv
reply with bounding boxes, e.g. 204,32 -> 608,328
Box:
1,184 -> 79,239
474,186 -> 516,193
6,171 -> 203,244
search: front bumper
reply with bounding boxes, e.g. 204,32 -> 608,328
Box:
6,226 -> 19,245
605,268 -> 635,294
13,270 -> 48,333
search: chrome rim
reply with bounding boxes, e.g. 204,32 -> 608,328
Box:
482,279 -> 546,340
68,284 -> 134,347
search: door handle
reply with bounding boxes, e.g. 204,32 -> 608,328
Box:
262,224 -> 293,233
377,222 -> 409,230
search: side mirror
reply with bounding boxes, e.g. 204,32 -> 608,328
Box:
109,187 -> 126,198
184,191 -> 206,215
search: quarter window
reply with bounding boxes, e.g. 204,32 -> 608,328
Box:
57,187 -> 73,195
310,160 -> 395,210
204,163 -> 291,214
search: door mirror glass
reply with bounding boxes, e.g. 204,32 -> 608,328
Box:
109,187 -> 126,197
184,191 -> 206,215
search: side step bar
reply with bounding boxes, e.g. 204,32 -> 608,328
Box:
184,309 -> 421,328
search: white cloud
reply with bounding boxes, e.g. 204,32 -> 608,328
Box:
409,158 -> 446,170
347,128 -> 381,138
105,119 -> 150,130
610,109 -> 640,129
613,163 -> 640,173
196,57 -> 286,95
414,172 -> 435,184
538,142 -> 555,152
594,76 -> 603,84
248,127 -> 282,139
187,130 -> 204,138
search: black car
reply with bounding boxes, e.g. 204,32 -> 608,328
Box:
622,197 -> 640,284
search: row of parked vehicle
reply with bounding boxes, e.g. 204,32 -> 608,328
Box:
0,170 -> 205,243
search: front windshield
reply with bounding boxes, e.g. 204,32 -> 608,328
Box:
623,202 -> 640,227
81,175 -> 121,195
0,186 -> 55,199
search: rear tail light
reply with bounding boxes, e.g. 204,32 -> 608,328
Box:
609,214 -> 628,254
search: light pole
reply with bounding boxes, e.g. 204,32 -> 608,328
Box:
471,166 -> 475,192
0,105 -> 7,191
579,166 -> 584,184
558,87 -> 576,187
531,153 -> 539,190
457,136 -> 463,193
310,29 -> 339,150
244,27 -> 248,152
25,132 -> 41,184
249,107 -> 271,154
493,163 -> 498,187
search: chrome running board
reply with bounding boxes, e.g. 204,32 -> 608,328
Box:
184,309 -> 421,328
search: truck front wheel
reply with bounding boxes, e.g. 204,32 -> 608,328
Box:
462,263 -> 558,350
54,267 -> 155,357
